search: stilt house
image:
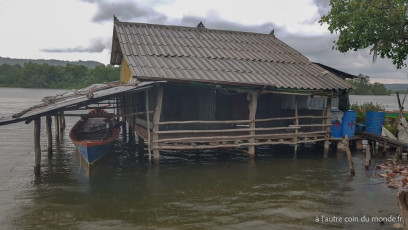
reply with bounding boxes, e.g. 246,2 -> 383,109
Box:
110,18 -> 354,160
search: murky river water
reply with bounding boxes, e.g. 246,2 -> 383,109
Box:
0,89 -> 403,229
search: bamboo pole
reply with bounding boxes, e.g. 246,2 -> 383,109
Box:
248,91 -> 259,158
145,90 -> 152,162
154,131 -> 328,143
324,98 -> 332,155
152,86 -> 163,161
54,115 -> 60,141
34,118 -> 41,176
365,144 -> 371,169
46,115 -> 52,158
343,135 -> 355,176
156,126 -> 301,135
155,115 -> 331,125
152,137 -> 329,150
398,190 -> 408,230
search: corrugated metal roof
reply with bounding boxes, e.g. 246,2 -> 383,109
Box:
0,81 -> 157,126
111,19 -> 354,91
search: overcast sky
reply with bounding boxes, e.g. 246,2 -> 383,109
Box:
1,0 -> 407,83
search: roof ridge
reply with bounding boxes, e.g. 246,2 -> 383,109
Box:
115,19 -> 274,37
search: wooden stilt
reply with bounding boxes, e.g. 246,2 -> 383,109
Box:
46,115 -> 53,158
365,144 -> 371,170
122,119 -> 127,143
355,140 -> 363,150
294,95 -> 299,157
324,98 -> 332,155
34,118 -> 41,176
152,86 -> 163,162
337,141 -> 344,152
59,113 -> 64,135
398,190 -> 408,229
145,90 -> 152,162
62,113 -> 66,130
343,135 -> 355,176
248,90 -> 259,158
138,135 -> 145,154
371,141 -> 376,156
54,115 -> 60,141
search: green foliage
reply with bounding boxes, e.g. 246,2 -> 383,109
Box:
350,102 -> 385,124
384,117 -> 399,135
347,76 -> 391,95
0,63 -> 120,89
320,0 -> 408,68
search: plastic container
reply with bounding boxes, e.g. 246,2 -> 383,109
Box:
341,110 -> 357,138
365,111 -> 385,136
330,108 -> 343,138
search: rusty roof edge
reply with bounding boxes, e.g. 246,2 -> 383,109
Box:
0,82 -> 158,126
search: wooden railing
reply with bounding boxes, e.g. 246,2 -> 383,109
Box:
133,115 -> 331,150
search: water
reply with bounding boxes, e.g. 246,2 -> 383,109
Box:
0,88 -> 402,229
349,94 -> 403,111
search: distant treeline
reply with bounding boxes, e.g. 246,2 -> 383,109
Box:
0,56 -> 103,68
347,77 -> 391,95
0,63 -> 120,89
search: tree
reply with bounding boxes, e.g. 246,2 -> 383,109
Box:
320,0 -> 408,68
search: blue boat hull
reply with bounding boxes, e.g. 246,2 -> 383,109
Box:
74,141 -> 114,165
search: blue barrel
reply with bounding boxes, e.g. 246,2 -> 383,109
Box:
330,120 -> 342,138
365,111 -> 385,136
341,110 -> 357,138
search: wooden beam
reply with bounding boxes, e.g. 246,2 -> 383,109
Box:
34,118 -> 41,176
248,90 -> 259,158
46,115 -> 52,158
152,86 -> 163,161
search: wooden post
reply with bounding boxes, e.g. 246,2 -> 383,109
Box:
365,144 -> 371,169
371,141 -> 376,156
121,98 -> 127,143
138,136 -> 145,155
58,113 -> 64,135
324,97 -> 332,155
46,115 -> 53,158
34,118 -> 41,176
54,115 -> 60,141
355,140 -> 363,150
398,190 -> 408,230
152,86 -> 163,161
294,95 -> 299,157
128,122 -> 135,146
62,113 -> 66,130
59,112 -> 65,133
145,90 -> 152,162
248,91 -> 259,158
343,135 -> 355,176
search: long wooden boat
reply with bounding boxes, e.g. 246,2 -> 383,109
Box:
69,109 -> 120,165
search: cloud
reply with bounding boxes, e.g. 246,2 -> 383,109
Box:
313,0 -> 330,17
42,38 -> 109,53
91,1 -> 167,23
